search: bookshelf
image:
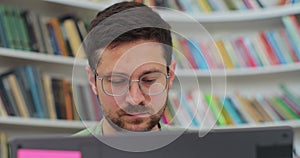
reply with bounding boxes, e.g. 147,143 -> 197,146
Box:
1,0 -> 300,146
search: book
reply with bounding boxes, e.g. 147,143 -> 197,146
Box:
62,18 -> 82,57
0,78 -> 16,116
250,34 -> 271,66
7,73 -> 30,118
24,66 -> 45,118
47,17 -> 69,56
255,95 -> 281,121
268,96 -> 292,120
198,41 -> 217,69
0,6 -> 15,49
172,36 -> 187,69
223,97 -> 245,124
183,91 -> 200,127
196,0 -> 213,12
264,97 -> 285,120
224,0 -> 238,10
0,96 -> 7,117
21,10 -> 47,53
168,90 -> 191,127
215,39 -> 234,68
186,39 -> 208,70
42,74 -> 57,120
264,30 -> 287,64
51,78 -> 67,119
243,36 -> 262,67
14,67 -> 37,118
7,6 -> 22,50
282,15 -> 300,60
0,132 -> 8,158
179,39 -> 198,69
250,98 -> 273,122
235,37 -> 257,67
222,38 -> 241,68
0,71 -> 20,116
0,5 -> 8,48
190,89 -> 216,130
216,96 -> 235,125
13,7 -> 31,51
204,94 -> 227,126
236,94 -> 264,122
279,29 -> 300,62
258,31 -> 280,65
39,16 -> 54,54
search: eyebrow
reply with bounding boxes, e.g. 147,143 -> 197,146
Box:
104,69 -> 165,77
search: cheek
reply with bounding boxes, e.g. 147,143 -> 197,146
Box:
98,92 -> 124,110
149,93 -> 167,113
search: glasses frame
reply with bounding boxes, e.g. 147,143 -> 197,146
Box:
95,71 -> 170,97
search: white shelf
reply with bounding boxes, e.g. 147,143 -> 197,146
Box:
158,4 -> 300,22
44,0 -> 121,11
0,48 -> 87,67
175,62 -> 300,77
44,0 -> 300,22
1,47 -> 299,77
179,120 -> 300,131
0,116 -> 97,129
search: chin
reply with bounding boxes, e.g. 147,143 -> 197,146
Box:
123,124 -> 151,132
122,118 -> 155,132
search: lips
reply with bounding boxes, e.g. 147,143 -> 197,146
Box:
124,112 -> 151,118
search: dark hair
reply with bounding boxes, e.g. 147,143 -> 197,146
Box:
84,1 -> 173,71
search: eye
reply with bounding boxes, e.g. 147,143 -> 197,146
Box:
141,77 -> 157,85
110,79 -> 127,85
105,75 -> 128,86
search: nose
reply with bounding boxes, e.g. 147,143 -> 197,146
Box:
125,81 -> 146,105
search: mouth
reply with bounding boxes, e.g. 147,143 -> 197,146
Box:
124,112 -> 151,118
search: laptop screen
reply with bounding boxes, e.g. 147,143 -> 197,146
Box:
10,126 -> 294,158
17,149 -> 81,158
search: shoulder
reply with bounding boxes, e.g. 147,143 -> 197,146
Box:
161,123 -> 184,131
73,120 -> 103,136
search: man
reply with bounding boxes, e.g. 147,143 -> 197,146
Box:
75,1 -> 177,136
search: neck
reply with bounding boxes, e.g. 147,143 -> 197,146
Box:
102,117 -> 160,136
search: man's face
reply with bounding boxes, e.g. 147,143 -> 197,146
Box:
93,40 -> 175,132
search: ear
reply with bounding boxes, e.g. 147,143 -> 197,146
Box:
86,66 -> 98,95
168,60 -> 176,89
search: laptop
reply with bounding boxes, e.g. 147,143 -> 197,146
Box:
9,126 -> 294,158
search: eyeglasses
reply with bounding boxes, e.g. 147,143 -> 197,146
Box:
96,72 -> 170,96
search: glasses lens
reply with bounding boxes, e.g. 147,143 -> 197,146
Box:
103,74 -> 129,96
140,72 -> 167,95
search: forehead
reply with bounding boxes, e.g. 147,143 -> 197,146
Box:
97,40 -> 167,74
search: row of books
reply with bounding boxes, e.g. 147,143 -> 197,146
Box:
0,5 -> 87,58
134,0 -> 300,13
163,84 -> 300,127
173,15 -> 300,69
0,66 -> 102,121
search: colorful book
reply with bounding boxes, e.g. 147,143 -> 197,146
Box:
215,39 -> 234,69
186,39 -> 208,70
181,91 -> 199,127
258,31 -> 280,65
25,66 -> 45,118
47,17 -> 69,56
204,94 -> 227,126
282,15 -> 300,60
265,30 -> 287,64
223,97 -> 245,124
179,39 -> 198,69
